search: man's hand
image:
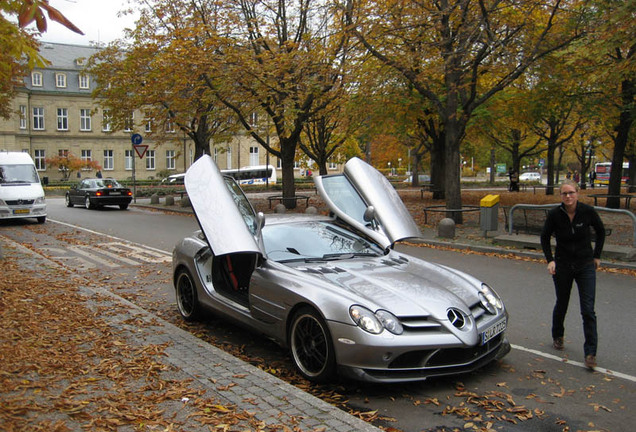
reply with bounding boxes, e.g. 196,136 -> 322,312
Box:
547,261 -> 556,275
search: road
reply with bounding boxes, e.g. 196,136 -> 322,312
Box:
2,197 -> 634,432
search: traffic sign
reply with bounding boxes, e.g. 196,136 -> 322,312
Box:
131,133 -> 143,145
133,144 -> 148,159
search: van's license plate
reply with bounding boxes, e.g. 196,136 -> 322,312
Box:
481,318 -> 506,345
13,209 -> 30,214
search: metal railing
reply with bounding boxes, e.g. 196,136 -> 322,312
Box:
507,203 -> 636,247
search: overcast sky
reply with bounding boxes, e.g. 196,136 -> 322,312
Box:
37,0 -> 138,45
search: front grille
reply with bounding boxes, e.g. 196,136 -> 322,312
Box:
6,199 -> 35,206
387,333 -> 504,369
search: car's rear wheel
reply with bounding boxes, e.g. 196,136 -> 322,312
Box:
65,194 -> 74,207
84,196 -> 93,209
119,203 -> 129,210
290,307 -> 336,382
175,268 -> 201,321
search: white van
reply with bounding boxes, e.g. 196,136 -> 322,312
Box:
0,152 -> 47,223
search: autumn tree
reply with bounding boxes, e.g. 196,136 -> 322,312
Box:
572,0 -> 635,201
46,153 -> 101,181
198,0 -> 354,208
87,1 -> 237,163
1,0 -> 82,118
345,0 -> 583,222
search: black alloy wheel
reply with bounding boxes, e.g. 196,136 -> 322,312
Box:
175,269 -> 201,321
290,307 -> 336,382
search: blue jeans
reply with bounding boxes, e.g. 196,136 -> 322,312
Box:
551,261 -> 597,356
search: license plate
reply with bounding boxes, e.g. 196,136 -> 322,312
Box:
13,209 -> 30,214
109,191 -> 121,195
481,318 -> 506,345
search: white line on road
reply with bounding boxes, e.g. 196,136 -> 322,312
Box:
512,344 -> 636,383
49,218 -> 172,255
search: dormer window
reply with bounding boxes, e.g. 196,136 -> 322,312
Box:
75,58 -> 86,66
32,71 -> 43,86
79,74 -> 90,89
56,73 -> 67,88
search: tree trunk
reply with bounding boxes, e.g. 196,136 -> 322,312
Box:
607,78 -> 635,207
444,124 -> 462,224
280,139 -> 297,209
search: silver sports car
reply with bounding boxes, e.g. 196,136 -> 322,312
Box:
172,155 -> 510,383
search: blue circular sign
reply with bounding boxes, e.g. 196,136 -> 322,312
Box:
131,133 -> 143,145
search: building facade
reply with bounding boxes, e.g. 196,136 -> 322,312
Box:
0,42 -> 339,183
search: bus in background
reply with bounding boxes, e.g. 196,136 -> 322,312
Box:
594,162 -> 629,185
222,165 -> 277,186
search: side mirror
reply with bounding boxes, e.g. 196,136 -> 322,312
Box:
363,206 -> 376,222
256,211 -> 266,231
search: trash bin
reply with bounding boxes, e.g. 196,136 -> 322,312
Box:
480,194 -> 500,235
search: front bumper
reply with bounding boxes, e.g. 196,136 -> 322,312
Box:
329,319 -> 511,383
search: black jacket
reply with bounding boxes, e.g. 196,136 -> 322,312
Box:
540,202 -> 605,264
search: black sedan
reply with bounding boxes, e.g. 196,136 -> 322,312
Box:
65,178 -> 133,210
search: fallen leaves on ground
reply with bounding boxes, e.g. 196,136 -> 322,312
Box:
0,250 -> 310,431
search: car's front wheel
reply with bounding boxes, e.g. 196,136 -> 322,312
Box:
289,307 -> 336,382
175,268 -> 201,321
65,194 -> 74,207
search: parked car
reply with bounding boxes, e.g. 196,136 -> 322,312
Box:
65,178 -> 133,210
519,172 -> 542,182
172,156 -> 510,383
161,173 -> 185,185
403,174 -> 431,183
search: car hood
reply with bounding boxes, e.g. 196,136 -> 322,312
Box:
289,253 -> 481,318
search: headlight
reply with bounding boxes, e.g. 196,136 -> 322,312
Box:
479,283 -> 503,313
350,305 -> 403,335
34,196 -> 46,205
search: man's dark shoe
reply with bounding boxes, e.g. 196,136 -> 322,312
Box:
585,355 -> 597,370
553,337 -> 564,350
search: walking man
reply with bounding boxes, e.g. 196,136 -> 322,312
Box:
540,180 -> 605,370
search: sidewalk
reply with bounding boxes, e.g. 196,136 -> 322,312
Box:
0,235 -> 381,431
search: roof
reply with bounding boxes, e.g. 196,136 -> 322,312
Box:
38,42 -> 102,70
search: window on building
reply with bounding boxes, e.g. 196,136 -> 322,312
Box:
226,147 -> 232,169
164,118 -> 175,133
329,162 -> 337,170
81,150 -> 92,171
81,149 -> 92,162
57,108 -> 69,131
34,150 -> 46,170
80,109 -> 92,131
166,150 -> 175,170
19,105 -> 27,129
103,150 -> 114,170
145,150 -> 155,170
58,149 -> 69,158
102,110 -> 112,132
250,112 -> 258,127
125,150 -> 133,170
124,111 -> 134,132
249,146 -> 259,166
213,147 -> 218,162
79,74 -> 90,89
31,72 -> 42,86
145,118 -> 152,133
55,73 -> 67,88
32,107 -> 45,130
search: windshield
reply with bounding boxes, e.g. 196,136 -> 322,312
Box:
96,179 -> 122,188
0,164 -> 39,184
263,220 -> 384,262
